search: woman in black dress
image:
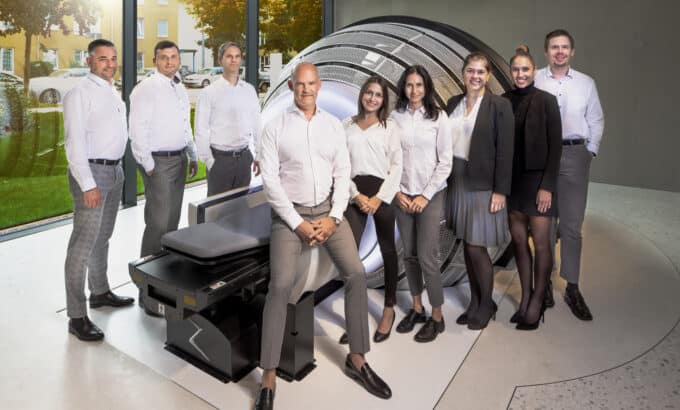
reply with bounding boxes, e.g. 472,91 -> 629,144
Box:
502,46 -> 562,330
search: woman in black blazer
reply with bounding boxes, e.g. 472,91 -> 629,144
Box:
446,52 -> 514,330
502,46 -> 562,330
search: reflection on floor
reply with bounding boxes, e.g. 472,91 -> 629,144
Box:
0,182 -> 678,410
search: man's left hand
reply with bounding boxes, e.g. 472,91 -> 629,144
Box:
252,161 -> 261,176
363,196 -> 382,215
188,161 -> 198,178
310,217 -> 337,244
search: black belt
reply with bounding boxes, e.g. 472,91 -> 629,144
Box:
152,149 -> 185,157
89,158 -> 120,166
562,138 -> 586,146
211,146 -> 249,157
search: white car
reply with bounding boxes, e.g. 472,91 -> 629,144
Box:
29,68 -> 89,104
183,67 -> 223,88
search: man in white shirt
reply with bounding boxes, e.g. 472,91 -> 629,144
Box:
194,42 -> 261,196
535,29 -> 605,321
63,39 -> 134,342
129,40 -> 198,263
254,62 -> 391,410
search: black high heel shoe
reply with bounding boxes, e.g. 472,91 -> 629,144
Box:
457,301 -> 497,325
509,310 -> 523,324
467,302 -> 497,330
373,312 -> 396,343
516,303 -> 546,331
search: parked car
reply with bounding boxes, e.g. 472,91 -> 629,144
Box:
183,67 -> 223,88
29,68 -> 89,104
0,71 -> 23,88
178,66 -> 194,79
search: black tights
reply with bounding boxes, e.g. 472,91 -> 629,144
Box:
463,242 -> 495,322
508,210 -> 553,323
345,175 -> 398,307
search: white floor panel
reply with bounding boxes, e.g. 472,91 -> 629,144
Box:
62,281 -> 499,409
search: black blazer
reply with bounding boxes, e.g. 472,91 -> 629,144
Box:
446,92 -> 514,195
501,88 -> 562,193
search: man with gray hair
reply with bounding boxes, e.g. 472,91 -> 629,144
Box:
254,62 -> 391,410
63,39 -> 134,341
195,42 -> 261,196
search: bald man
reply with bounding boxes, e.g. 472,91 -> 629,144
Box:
254,63 -> 391,410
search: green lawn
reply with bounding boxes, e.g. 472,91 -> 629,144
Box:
0,110 -> 205,230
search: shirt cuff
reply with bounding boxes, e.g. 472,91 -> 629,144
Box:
282,211 -> 304,231
329,207 -> 344,222
206,157 -> 215,170
78,176 -> 97,192
376,190 -> 394,205
421,186 -> 436,201
142,157 -> 155,174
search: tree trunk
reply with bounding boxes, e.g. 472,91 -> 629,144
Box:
23,32 -> 31,98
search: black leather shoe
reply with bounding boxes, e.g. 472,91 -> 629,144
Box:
344,355 -> 392,399
396,308 -> 427,333
253,387 -> 274,410
564,287 -> 593,321
89,291 -> 135,308
339,332 -> 348,345
68,316 -> 104,341
544,279 -> 555,308
414,317 -> 445,342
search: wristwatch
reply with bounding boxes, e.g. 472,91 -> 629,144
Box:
333,217 -> 342,226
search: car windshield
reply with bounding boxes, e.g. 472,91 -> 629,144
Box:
197,68 -> 213,75
49,70 -> 70,77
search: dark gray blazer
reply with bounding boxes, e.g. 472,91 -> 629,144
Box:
446,92 -> 514,195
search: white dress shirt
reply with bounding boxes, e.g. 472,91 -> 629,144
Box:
129,72 -> 197,172
260,105 -> 351,230
535,67 -> 605,155
194,77 -> 262,169
449,95 -> 483,160
63,73 -> 127,192
343,117 -> 402,203
390,107 -> 453,199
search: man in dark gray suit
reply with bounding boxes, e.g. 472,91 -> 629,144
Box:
63,39 -> 134,341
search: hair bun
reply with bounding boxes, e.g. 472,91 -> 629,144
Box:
516,44 -> 530,54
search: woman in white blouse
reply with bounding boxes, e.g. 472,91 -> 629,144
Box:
390,65 -> 453,343
341,76 -> 403,344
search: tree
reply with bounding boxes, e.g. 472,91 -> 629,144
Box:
0,0 -> 97,96
183,0 -> 246,66
260,0 -> 321,61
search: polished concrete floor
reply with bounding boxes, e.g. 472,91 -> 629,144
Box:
0,182 -> 678,410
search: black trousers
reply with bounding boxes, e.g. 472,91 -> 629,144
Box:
344,175 -> 398,307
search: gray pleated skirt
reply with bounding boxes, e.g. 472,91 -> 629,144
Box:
446,158 -> 509,247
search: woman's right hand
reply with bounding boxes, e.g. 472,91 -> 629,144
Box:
354,194 -> 370,214
395,192 -> 412,213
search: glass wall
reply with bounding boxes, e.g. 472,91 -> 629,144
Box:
0,0 -> 324,231
0,0 -> 118,230
259,0 -> 323,96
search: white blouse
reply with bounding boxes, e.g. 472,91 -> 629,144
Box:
449,95 -> 483,160
343,118 -> 403,204
390,107 -> 452,199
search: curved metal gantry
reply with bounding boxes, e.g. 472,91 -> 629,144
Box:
261,16 -> 513,288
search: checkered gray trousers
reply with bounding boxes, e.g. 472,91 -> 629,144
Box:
64,164 -> 124,318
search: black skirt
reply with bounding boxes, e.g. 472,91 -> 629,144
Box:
507,170 -> 558,217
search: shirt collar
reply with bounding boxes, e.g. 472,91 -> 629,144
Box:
287,103 -> 323,118
545,66 -> 573,79
153,71 -> 182,85
87,72 -> 112,87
